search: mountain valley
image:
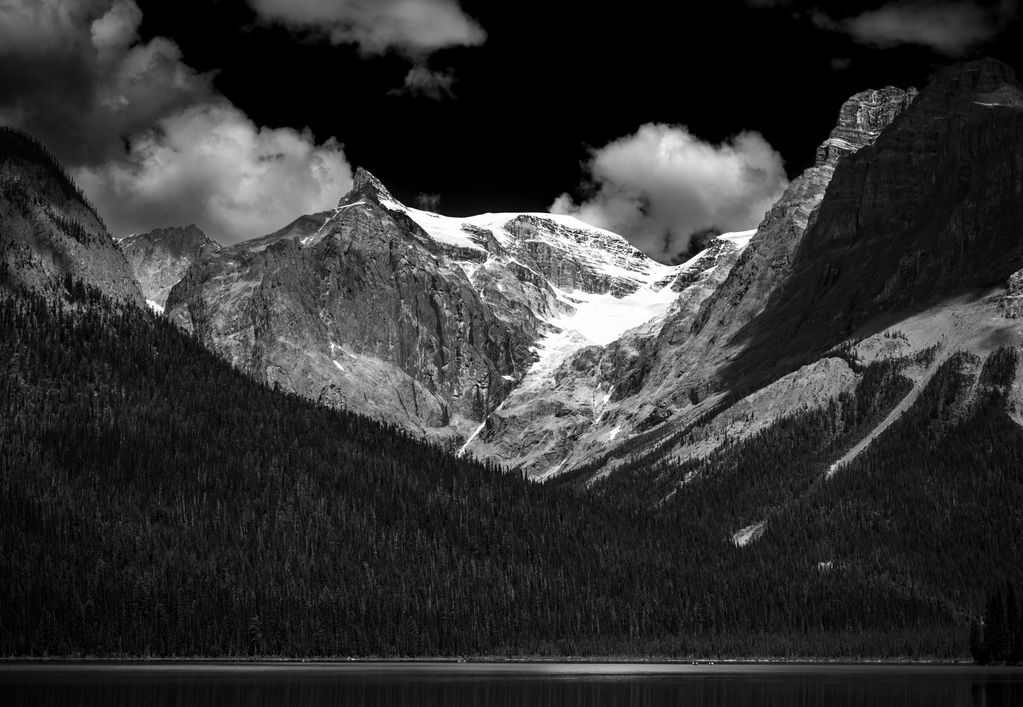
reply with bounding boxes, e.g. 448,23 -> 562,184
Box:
3,58 -> 1023,660
119,60 -> 1023,488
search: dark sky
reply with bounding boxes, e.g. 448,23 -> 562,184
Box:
2,0 -> 1022,257
135,0 -> 1022,207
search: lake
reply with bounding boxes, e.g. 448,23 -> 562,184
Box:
2,662 -> 1022,706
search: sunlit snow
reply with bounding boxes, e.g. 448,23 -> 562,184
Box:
550,285 -> 679,347
457,421 -> 487,457
732,520 -> 767,547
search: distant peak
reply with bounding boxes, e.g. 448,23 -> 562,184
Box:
124,224 -> 221,251
815,85 -> 917,167
348,167 -> 395,204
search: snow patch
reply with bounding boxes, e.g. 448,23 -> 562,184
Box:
606,424 -> 623,442
716,229 -> 756,250
600,386 -> 614,407
457,421 -> 487,457
399,205 -> 489,252
550,284 -> 680,347
732,520 -> 766,547
145,299 -> 164,314
301,202 -> 365,247
390,200 -> 689,291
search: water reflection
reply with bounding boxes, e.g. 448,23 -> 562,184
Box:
2,664 -> 1022,706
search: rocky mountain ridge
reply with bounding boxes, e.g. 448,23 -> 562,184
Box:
119,225 -> 221,311
117,59 -> 1023,484
462,83 -> 921,476
161,167 -> 724,443
556,58 -> 1023,486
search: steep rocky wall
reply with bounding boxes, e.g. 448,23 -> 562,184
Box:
721,59 -> 1023,389
167,170 -> 541,440
475,82 -> 917,477
120,225 -> 221,307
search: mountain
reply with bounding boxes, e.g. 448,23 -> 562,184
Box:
163,168 -> 727,443
119,225 -> 221,312
4,62 -> 1023,661
139,60 -> 1023,486
0,128 -> 142,306
463,84 -> 919,475
10,253 -> 1021,660
559,58 -> 1023,487
720,59 -> 1023,388
463,230 -> 755,476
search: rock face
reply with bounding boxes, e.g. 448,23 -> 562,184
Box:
550,58 -> 1023,483
120,225 -> 221,310
165,168 -> 692,442
463,230 -> 755,475
720,59 -> 1023,390
463,85 -> 918,476
1000,270 -> 1023,318
675,86 -> 919,394
0,128 -> 142,306
153,59 -> 1023,481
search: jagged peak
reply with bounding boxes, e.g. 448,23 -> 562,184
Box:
343,167 -> 396,205
120,224 -> 223,259
815,85 -> 917,167
124,223 -> 218,246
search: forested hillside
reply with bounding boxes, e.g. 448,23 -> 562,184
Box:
2,272 -> 1022,659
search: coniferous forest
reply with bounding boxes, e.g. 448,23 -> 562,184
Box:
2,269 -> 1023,660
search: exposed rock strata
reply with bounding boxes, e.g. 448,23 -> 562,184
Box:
467,84 -> 918,476
165,168 -> 687,442
120,225 -> 221,308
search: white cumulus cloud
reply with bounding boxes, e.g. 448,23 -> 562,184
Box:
837,1 -> 1016,54
392,65 -> 456,99
551,124 -> 789,262
75,103 -> 352,243
248,0 -> 486,56
0,0 -> 353,243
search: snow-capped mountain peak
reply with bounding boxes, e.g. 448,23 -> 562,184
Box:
160,168 -> 757,468
345,170 -> 683,301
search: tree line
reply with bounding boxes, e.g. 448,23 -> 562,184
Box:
1,273 -> 1022,659
971,582 -> 1023,665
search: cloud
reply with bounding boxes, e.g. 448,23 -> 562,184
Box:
248,0 -> 486,57
0,0 -> 352,242
390,65 -> 456,99
0,0 -> 86,53
90,0 -> 143,56
75,103 -> 352,242
0,1 -> 214,166
805,1 -> 1018,55
550,124 -> 789,262
414,193 -> 442,211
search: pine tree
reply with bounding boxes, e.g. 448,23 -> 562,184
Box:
1009,600 -> 1023,666
984,590 -> 1009,663
970,620 -> 985,664
1007,582 -> 1021,665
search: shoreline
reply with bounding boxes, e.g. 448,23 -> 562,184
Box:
0,656 -> 993,668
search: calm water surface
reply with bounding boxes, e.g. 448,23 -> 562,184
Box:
2,662 -> 1022,706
